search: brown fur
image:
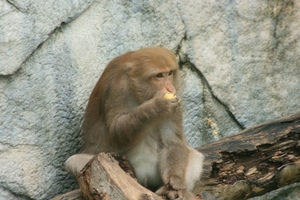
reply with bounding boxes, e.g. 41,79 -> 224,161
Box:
65,47 -> 204,200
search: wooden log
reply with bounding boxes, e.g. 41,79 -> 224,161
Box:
51,112 -> 300,200
194,112 -> 300,200
77,152 -> 164,200
50,189 -> 83,200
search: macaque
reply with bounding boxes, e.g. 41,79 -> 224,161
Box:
65,47 -> 204,200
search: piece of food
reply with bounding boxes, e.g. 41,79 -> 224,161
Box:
164,93 -> 176,99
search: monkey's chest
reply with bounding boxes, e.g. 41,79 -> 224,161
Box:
125,137 -> 162,188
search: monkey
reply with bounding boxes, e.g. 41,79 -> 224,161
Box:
65,47 -> 204,200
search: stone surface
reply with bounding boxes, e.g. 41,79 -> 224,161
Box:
0,0 -> 94,75
249,182 -> 300,200
180,0 -> 300,128
0,0 -> 300,199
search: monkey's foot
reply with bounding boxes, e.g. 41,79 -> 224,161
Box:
156,187 -> 194,200
167,175 -> 186,190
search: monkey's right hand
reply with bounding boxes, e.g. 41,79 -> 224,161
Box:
151,93 -> 180,118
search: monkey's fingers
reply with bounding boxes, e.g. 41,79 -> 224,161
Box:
176,190 -> 195,200
155,185 -> 170,196
157,189 -> 194,200
166,190 -> 180,200
172,97 -> 181,108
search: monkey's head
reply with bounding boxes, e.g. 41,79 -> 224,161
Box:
125,47 -> 180,103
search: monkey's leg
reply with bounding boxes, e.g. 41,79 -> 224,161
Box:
156,146 -> 204,200
156,144 -> 190,199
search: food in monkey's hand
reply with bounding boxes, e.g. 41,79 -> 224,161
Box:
164,93 -> 176,99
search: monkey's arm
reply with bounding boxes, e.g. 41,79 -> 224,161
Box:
104,96 -> 179,150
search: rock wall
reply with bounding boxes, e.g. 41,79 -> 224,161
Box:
0,0 -> 299,199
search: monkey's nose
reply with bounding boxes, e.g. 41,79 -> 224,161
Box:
166,87 -> 176,94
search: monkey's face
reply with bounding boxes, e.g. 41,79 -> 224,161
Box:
148,68 -> 176,95
126,47 -> 179,103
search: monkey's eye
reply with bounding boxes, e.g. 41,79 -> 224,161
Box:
168,71 -> 173,76
156,73 -> 163,78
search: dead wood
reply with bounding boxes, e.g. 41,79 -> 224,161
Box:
77,152 -> 164,200
194,112 -> 300,200
52,112 -> 300,200
50,189 -> 84,200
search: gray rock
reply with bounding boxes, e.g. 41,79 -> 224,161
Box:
249,182 -> 300,200
0,0 -> 94,75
